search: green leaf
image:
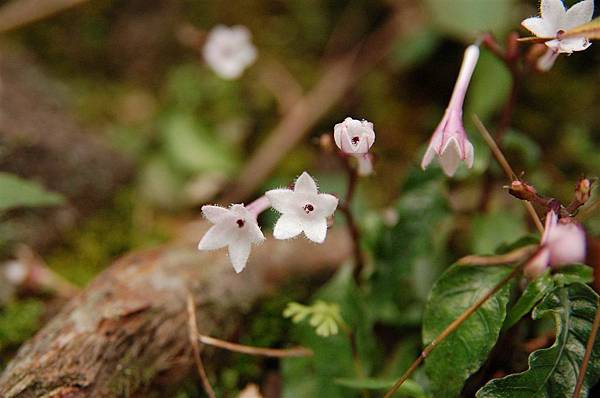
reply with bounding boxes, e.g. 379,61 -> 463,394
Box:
466,50 -> 512,123
161,113 -> 238,175
425,0 -> 517,40
369,168 -> 451,313
477,283 -> 600,398
389,26 -> 440,69
553,264 -> 594,286
502,129 -> 542,169
470,211 -> 527,255
334,377 -> 425,397
0,172 -> 64,212
504,271 -> 555,330
423,265 -> 515,398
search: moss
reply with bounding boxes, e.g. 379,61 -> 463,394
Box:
46,189 -> 170,286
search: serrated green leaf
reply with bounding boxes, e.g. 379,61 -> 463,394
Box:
477,283 -> 600,398
553,264 -> 594,286
423,265 -> 515,398
334,377 -> 425,397
0,172 -> 65,212
504,271 -> 555,330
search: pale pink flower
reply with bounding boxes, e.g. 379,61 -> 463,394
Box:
421,45 -> 478,177
333,117 -> 376,176
524,210 -> 587,279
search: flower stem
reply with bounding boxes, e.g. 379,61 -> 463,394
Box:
338,154 -> 366,281
383,264 -> 524,398
472,115 -> 544,234
196,334 -> 313,357
572,295 -> 600,398
186,294 -> 216,398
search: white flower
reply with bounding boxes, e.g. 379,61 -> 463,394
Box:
333,117 -> 375,155
522,0 -> 594,70
198,204 -> 265,273
202,25 -> 257,80
421,45 -> 478,177
266,172 -> 338,243
524,210 -> 587,279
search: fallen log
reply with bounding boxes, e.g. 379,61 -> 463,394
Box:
0,222 -> 351,397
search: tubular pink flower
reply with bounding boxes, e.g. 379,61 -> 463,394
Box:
421,45 -> 478,177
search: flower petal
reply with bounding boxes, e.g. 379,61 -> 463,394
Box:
524,247 -> 550,279
228,241 -> 251,273
198,223 -> 231,250
564,0 -> 594,30
316,193 -> 339,217
273,214 -> 303,240
537,47 -> 560,71
541,0 -> 567,30
558,37 -> 591,52
294,172 -> 318,195
202,205 -> 230,223
303,218 -> 328,243
521,17 -> 553,37
247,221 -> 266,244
438,137 -> 462,177
463,139 -> 474,169
265,189 -> 296,213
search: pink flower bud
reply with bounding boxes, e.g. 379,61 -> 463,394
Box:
524,210 -> 587,279
333,117 -> 375,156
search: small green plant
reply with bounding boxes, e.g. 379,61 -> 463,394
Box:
283,300 -> 345,337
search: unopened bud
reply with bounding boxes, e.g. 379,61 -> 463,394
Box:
575,178 -> 592,204
508,180 -> 537,201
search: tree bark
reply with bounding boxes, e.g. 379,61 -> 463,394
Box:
0,222 -> 351,397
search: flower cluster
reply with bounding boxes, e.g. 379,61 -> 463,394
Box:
197,114 -> 376,272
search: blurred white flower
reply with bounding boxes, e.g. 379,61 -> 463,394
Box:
421,45 -> 478,177
522,0 -> 594,71
198,204 -> 265,273
266,172 -> 338,243
202,25 -> 257,80
524,210 -> 587,279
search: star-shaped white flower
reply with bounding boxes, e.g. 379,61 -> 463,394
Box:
266,172 -> 338,243
522,0 -> 594,54
198,204 -> 265,273
202,25 -> 257,80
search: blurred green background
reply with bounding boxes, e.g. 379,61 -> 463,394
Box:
0,0 -> 599,396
